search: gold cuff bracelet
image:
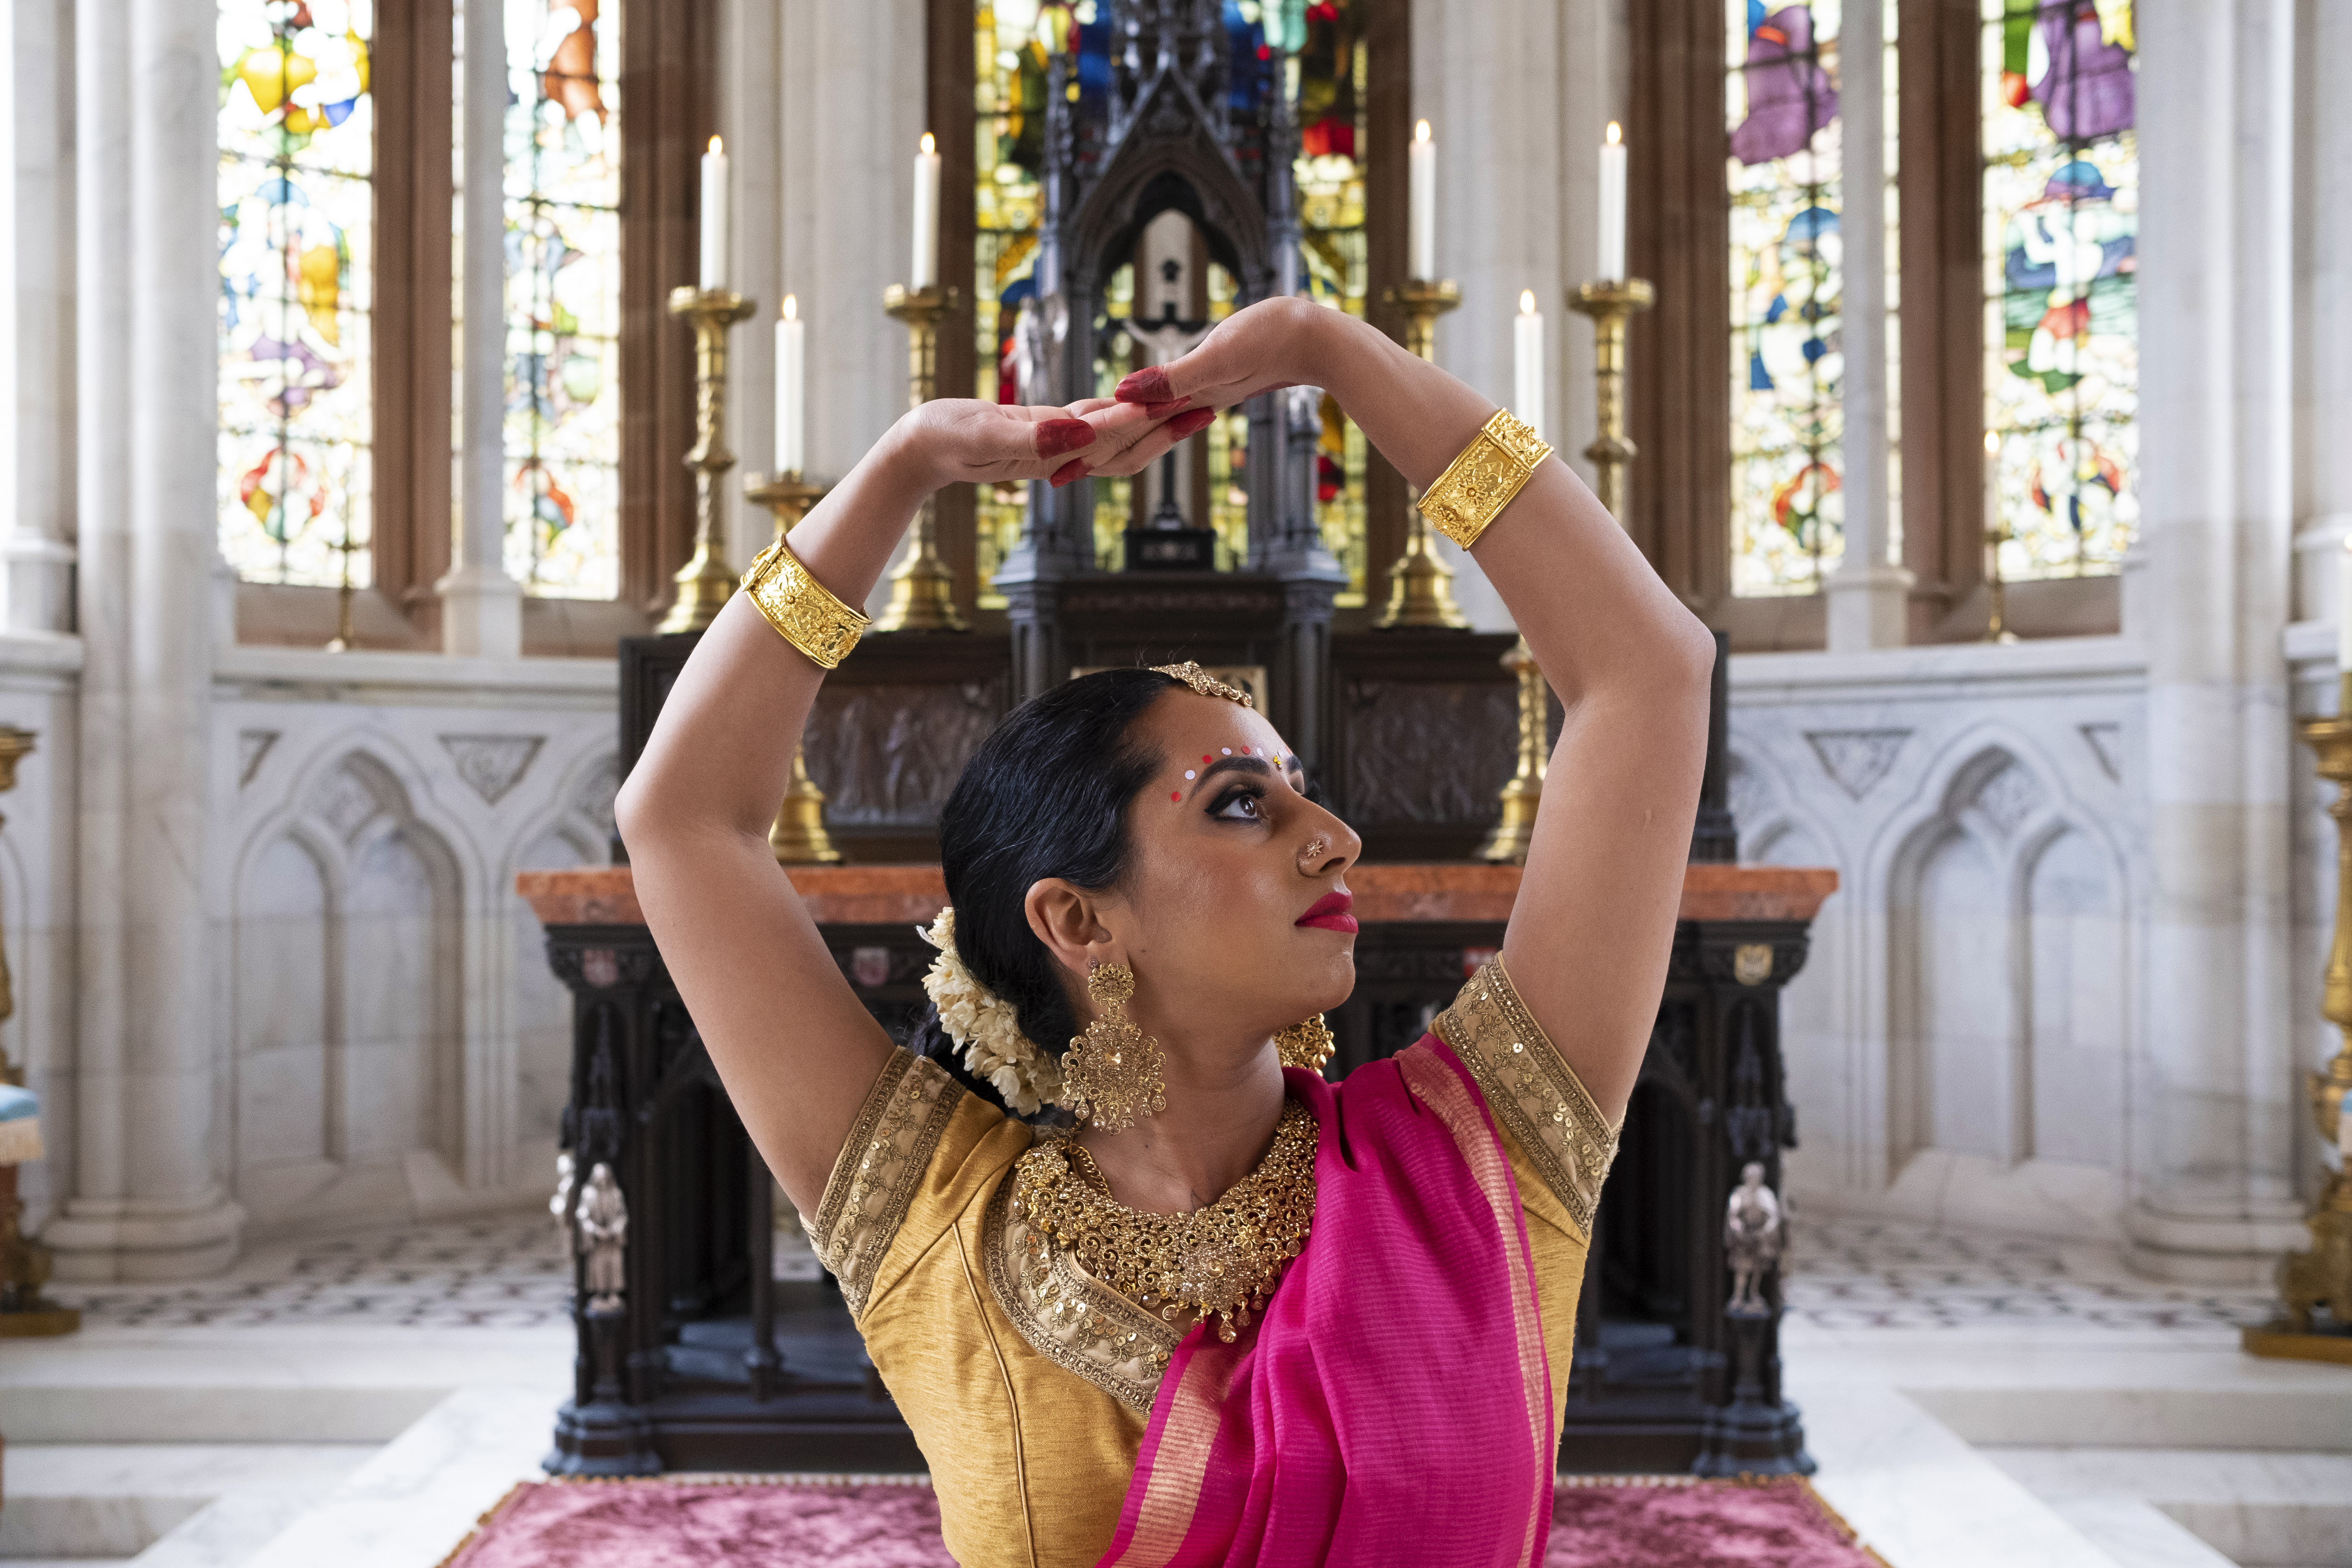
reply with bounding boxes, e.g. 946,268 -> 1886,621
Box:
1417,408 -> 1554,552
742,536 -> 868,670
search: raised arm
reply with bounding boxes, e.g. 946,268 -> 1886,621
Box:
1111,299 -> 1714,1122
613,396 -> 1205,1212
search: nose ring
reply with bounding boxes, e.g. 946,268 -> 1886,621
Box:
1299,835 -> 1331,867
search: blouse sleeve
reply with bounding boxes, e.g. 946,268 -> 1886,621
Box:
803,1049 -> 1022,1317
1431,956 -> 1620,1241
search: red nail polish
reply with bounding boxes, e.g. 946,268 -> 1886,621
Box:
1116,366 -> 1171,403
1174,408 -> 1217,436
1049,459 -> 1088,488
1036,419 -> 1093,459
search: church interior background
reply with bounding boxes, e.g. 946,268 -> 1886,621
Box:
0,0 -> 2347,1563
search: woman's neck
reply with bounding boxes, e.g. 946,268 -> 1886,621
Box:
1075,1035 -> 1288,1214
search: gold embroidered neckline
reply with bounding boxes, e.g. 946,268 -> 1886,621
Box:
1009,1102 -> 1318,1344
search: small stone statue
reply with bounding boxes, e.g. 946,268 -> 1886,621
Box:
575,1161 -> 628,1312
550,1151 -> 575,1236
1724,1161 -> 1784,1317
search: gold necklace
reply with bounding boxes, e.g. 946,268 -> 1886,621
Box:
1010,1102 -> 1319,1343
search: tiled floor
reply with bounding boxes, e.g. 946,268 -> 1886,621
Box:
48,1216 -> 574,1330
51,1207 -> 2284,1337
1781,1214 -> 2280,1335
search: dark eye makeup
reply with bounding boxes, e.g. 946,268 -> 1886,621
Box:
1209,783 -> 1267,821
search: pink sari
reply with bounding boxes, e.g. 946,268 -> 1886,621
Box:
1096,1036 -> 1556,1568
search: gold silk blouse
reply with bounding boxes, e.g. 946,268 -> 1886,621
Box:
803,959 -> 1619,1568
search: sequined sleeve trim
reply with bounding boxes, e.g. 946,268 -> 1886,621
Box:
807,1050 -> 965,1316
982,1146 -> 1182,1412
1433,956 -> 1619,1238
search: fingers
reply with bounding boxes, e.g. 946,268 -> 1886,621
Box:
1115,365 -> 1174,404
1035,419 -> 1094,459
1068,406 -> 1219,482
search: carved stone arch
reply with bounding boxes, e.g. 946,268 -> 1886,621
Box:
228,819 -> 344,1207
1724,743 -> 1844,874
1071,152 -> 1272,301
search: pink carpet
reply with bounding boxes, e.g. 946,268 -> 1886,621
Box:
439,1474 -> 1886,1567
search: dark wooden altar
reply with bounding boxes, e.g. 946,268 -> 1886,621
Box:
522,859 -> 1833,1477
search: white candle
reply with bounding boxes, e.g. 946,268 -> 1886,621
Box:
1513,291 -> 1544,441
1597,121 -> 1627,282
1408,120 -> 1437,282
698,136 -> 729,290
911,132 -> 941,290
2337,534 -> 2352,671
776,294 -> 806,478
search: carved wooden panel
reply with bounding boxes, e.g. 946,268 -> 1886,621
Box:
1336,679 -> 1517,829
805,679 -> 1009,828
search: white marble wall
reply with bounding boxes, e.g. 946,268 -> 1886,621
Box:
11,644 -> 617,1248
208,651 -> 617,1234
1746,626 -> 2345,1276
1733,641 -> 2150,1244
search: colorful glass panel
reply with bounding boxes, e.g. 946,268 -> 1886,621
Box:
504,0 -> 623,600
1287,0 -> 1368,602
218,0 -> 377,588
1728,0 -> 1845,597
1983,0 -> 2136,579
973,0 -> 1107,603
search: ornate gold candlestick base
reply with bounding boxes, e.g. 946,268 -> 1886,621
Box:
1566,279 -> 1655,525
1377,279 -> 1469,631
2247,670 -> 2352,1363
1476,637 -> 1548,864
744,469 -> 844,865
659,286 -> 758,634
874,284 -> 967,634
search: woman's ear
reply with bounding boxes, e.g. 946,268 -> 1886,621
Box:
1024,878 -> 1108,986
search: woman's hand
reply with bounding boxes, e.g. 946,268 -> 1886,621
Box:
1109,295 -> 1334,425
894,395 -> 1217,492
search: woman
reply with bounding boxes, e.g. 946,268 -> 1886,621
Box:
616,296 -> 1714,1566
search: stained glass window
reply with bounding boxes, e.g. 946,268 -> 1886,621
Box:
973,0 -> 1105,602
1286,0 -> 1368,602
504,0 -> 623,600
1728,0 -> 1845,597
1983,0 -> 2136,579
218,0 -> 377,588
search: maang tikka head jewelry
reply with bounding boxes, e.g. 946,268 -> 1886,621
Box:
1275,1014 -> 1335,1073
1061,961 -> 1167,1131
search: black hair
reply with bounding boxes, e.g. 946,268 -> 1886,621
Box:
917,668 -> 1181,1115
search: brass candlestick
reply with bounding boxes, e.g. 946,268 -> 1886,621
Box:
1984,514 -> 2020,644
2247,670 -> 2352,1364
1477,277 -> 1658,864
1475,638 -> 1547,864
743,469 -> 843,865
873,283 -> 966,633
1566,279 -> 1654,523
657,285 -> 758,635
0,725 -> 74,1339
1375,279 -> 1469,631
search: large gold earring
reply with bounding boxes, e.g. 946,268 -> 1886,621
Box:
1062,962 -> 1166,1130
1275,1015 -> 1335,1073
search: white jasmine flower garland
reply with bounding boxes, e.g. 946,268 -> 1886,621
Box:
918,906 -> 1065,1116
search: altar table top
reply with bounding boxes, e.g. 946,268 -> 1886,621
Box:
516,862 -> 1838,930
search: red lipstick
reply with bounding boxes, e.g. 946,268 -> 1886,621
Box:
1295,890 -> 1357,934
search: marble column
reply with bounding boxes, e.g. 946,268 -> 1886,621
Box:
45,0 -> 241,1279
1409,0 -> 1562,632
1822,0 -> 1911,650
2127,0 -> 2306,1281
2293,1 -> 2352,626
778,0 -> 925,622
437,0 -> 524,657
0,0 -> 76,633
